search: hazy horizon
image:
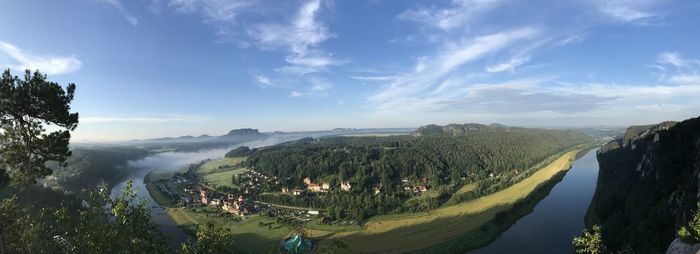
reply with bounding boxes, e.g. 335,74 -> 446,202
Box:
2,0 -> 699,141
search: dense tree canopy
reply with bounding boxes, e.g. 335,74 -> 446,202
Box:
244,125 -> 593,219
0,69 -> 78,188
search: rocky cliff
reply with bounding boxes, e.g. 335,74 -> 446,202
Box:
589,116 -> 700,253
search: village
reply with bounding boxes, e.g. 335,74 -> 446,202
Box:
146,157 -> 434,225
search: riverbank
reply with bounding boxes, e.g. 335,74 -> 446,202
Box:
145,149 -> 583,253
314,149 -> 580,253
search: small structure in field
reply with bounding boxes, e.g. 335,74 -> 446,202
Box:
341,181 -> 351,191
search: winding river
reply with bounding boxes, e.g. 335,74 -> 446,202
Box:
109,134 -> 332,249
111,143 -> 599,252
469,148 -> 600,253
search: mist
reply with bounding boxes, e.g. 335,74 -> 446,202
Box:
125,133 -> 326,174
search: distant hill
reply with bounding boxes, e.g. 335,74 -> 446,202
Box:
412,123 -> 505,136
589,116 -> 699,253
133,128 -> 267,144
215,128 -> 267,143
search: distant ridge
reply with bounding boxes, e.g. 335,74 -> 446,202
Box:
133,128 -> 267,144
412,123 -> 509,136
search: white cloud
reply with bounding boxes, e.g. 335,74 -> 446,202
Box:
288,77 -> 333,98
399,0 -> 503,31
668,74 -> 700,84
596,0 -> 658,23
255,74 -> 272,87
81,116 -> 194,123
655,52 -> 700,85
98,0 -> 139,26
486,56 -> 530,73
635,104 -> 682,112
368,28 -> 538,110
349,75 -> 398,82
290,91 -> 304,97
249,0 -> 338,73
657,52 -> 698,68
556,34 -> 584,47
166,0 -> 253,22
0,41 -> 81,75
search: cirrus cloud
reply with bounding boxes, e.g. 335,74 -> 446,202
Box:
0,41 -> 82,75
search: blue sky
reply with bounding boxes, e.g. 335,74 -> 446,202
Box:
1,0 -> 699,141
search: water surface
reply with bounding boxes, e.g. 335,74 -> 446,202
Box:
468,149 -> 599,254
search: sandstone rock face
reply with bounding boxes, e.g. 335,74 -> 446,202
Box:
666,238 -> 700,254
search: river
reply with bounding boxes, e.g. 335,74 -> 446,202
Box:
111,141 -> 599,252
468,148 -> 600,253
109,133 -> 335,249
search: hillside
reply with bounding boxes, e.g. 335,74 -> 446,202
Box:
241,124 -> 594,220
588,116 -> 700,253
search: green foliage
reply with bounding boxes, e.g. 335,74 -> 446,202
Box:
573,225 -> 607,254
244,126 -> 592,220
591,116 -> 700,253
225,146 -> 254,158
0,69 -> 79,188
678,202 -> 700,243
0,181 -> 170,253
179,222 -> 237,254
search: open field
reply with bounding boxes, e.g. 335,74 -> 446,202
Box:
197,157 -> 247,175
315,150 -> 578,253
158,150 -> 578,253
167,208 -> 291,253
201,168 -> 249,188
145,180 -> 177,207
455,183 -> 477,194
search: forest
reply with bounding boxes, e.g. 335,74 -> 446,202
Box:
242,124 -> 594,221
588,116 -> 700,253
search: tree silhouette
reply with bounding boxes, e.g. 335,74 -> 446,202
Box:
0,69 -> 78,188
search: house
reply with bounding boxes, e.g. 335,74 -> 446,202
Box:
419,186 -> 429,192
303,177 -> 312,185
281,186 -> 289,194
291,189 -> 305,196
341,181 -> 352,191
372,186 -> 381,195
238,195 -> 245,202
199,188 -> 209,205
222,200 -> 240,214
420,178 -> 428,183
321,182 -> 330,191
489,172 -> 495,178
401,179 -> 409,183
209,198 -> 221,207
308,183 -> 322,192
308,210 -> 319,215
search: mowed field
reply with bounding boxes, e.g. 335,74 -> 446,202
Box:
201,168 -> 249,188
159,150 -> 578,253
197,157 -> 247,174
167,208 -> 291,253
197,157 -> 249,189
316,150 -> 579,253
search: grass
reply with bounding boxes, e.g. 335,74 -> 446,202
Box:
157,149 -> 579,253
455,183 -> 477,194
197,157 -> 247,175
145,180 -> 177,208
315,150 -> 579,253
304,221 -> 362,233
418,170 -> 569,254
167,208 -> 292,253
201,168 -> 249,189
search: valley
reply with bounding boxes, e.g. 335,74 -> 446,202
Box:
136,125 -> 597,253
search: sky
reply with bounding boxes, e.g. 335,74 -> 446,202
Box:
1,0 -> 699,141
